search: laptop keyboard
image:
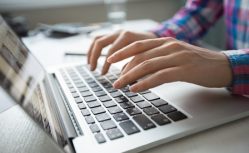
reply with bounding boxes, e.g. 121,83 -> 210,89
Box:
60,65 -> 187,144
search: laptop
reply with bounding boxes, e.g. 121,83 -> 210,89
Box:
1,15 -> 249,153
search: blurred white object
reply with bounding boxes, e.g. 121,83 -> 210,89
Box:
104,0 -> 127,27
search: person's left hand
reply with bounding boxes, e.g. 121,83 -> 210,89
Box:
107,37 -> 233,92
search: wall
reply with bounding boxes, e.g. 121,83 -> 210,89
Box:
1,0 -> 225,49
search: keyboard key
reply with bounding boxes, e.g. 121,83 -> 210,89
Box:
76,83 -> 86,88
115,96 -> 128,103
100,120 -> 117,130
151,99 -> 168,107
119,120 -> 140,135
95,91 -> 107,97
99,95 -> 112,102
151,114 -> 171,125
78,87 -> 89,92
130,96 -> 144,103
106,87 -> 117,93
136,101 -> 151,109
89,83 -> 99,88
85,116 -> 95,124
167,111 -> 187,121
126,107 -> 142,116
91,106 -> 106,115
92,87 -> 103,92
87,101 -> 101,108
84,96 -> 96,103
124,92 -> 138,97
95,133 -> 106,144
110,91 -> 123,98
119,102 -> 135,109
121,87 -> 129,92
133,114 -> 156,130
72,93 -> 80,98
70,88 -> 76,93
81,91 -> 93,97
142,93 -> 160,101
113,112 -> 129,122
95,113 -> 111,122
139,90 -> 151,94
107,106 -> 123,114
103,100 -> 117,108
74,97 -> 83,103
78,103 -> 86,109
143,107 -> 159,115
90,124 -> 100,133
106,128 -> 124,140
81,109 -> 91,116
158,105 -> 177,114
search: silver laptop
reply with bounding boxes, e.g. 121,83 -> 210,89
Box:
1,16 -> 249,153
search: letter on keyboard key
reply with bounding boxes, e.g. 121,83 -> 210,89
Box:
133,114 -> 156,130
106,128 -> 124,140
119,120 -> 140,135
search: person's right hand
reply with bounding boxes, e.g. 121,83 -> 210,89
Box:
87,30 -> 157,74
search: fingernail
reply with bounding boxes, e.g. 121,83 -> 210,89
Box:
90,65 -> 94,71
130,85 -> 138,93
113,80 -> 120,89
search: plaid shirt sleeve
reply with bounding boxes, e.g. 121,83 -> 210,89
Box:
223,50 -> 249,95
153,0 -> 223,43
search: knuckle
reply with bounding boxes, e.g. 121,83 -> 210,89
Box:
132,41 -> 144,49
164,37 -> 175,41
121,30 -> 133,37
95,40 -> 104,48
141,60 -> 153,70
132,55 -> 144,65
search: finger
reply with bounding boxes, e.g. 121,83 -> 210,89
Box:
87,35 -> 103,64
113,55 -> 180,89
101,33 -> 133,75
108,37 -> 175,63
130,67 -> 183,92
121,41 -> 180,75
121,63 -> 128,71
90,32 -> 119,71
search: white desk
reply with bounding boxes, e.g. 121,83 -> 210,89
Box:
20,19 -> 249,153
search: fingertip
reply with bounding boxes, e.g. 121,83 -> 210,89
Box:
129,85 -> 139,93
107,56 -> 114,63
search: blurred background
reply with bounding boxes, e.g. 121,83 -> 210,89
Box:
0,0 -> 225,49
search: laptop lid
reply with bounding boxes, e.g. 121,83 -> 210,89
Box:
0,15 -> 67,148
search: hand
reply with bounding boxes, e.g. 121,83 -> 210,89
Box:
107,37 -> 233,92
87,30 -> 157,74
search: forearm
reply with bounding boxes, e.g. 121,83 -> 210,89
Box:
223,50 -> 249,95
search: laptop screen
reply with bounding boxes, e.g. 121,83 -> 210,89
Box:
0,16 -> 66,147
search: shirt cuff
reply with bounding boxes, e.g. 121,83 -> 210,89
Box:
222,50 -> 249,95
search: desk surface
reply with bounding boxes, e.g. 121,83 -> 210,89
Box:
11,19 -> 249,153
